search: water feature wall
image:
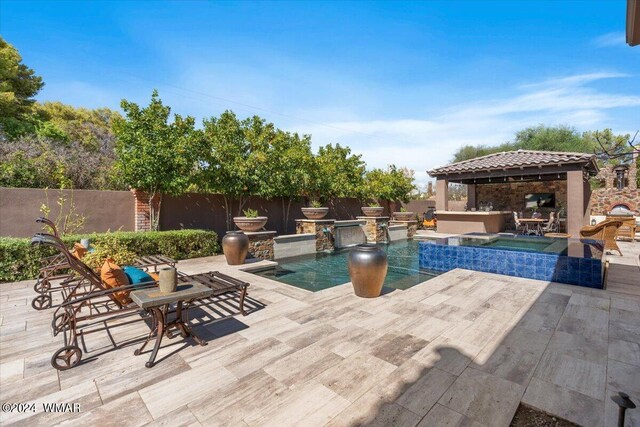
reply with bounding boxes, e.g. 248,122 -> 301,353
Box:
333,220 -> 366,248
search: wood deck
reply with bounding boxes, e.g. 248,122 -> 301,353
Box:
0,249 -> 639,426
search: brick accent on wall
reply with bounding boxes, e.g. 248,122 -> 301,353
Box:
131,189 -> 160,232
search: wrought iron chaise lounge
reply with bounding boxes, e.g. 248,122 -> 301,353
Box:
32,218 -> 177,310
31,234 -> 250,370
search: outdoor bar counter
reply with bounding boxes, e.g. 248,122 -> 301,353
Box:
435,210 -> 511,233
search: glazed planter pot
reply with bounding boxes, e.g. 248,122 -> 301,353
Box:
347,243 -> 388,298
361,207 -> 384,217
301,207 -> 329,220
233,216 -> 268,232
222,231 -> 250,265
393,212 -> 415,221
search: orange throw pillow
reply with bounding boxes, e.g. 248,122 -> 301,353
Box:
100,258 -> 132,305
148,272 -> 160,282
71,243 -> 88,259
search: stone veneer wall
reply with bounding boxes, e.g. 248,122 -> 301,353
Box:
589,188 -> 640,215
588,157 -> 639,215
475,181 -> 567,215
246,231 -> 275,260
357,217 -> 389,243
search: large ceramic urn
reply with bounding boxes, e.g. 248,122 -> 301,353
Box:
222,231 -> 249,265
347,244 -> 388,298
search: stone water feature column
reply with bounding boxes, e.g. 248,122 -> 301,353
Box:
245,231 -> 276,260
295,219 -> 335,251
357,216 -> 390,243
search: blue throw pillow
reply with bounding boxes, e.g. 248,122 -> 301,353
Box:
123,266 -> 154,286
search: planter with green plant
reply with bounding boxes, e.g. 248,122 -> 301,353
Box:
392,206 -> 415,221
361,202 -> 384,217
233,208 -> 268,232
301,199 -> 329,220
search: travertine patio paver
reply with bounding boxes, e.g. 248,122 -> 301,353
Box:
0,241 -> 638,426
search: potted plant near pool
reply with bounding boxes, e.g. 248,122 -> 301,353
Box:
392,206 -> 414,221
233,208 -> 268,232
361,202 -> 384,217
301,200 -> 329,220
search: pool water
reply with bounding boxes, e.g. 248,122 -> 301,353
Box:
459,236 -> 563,253
256,240 -> 440,292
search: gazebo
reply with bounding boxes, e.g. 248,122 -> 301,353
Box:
428,150 -> 599,237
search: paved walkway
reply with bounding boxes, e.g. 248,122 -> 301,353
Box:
0,250 -> 639,426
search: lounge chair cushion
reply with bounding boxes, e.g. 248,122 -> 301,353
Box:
123,266 -> 154,285
71,243 -> 88,259
101,258 -> 132,305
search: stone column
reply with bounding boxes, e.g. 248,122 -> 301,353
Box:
295,219 -> 335,251
131,189 -> 160,232
357,216 -> 390,243
435,179 -> 449,211
567,170 -> 588,237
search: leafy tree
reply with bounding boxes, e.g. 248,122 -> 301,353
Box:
451,125 -> 594,163
197,111 -> 274,229
33,102 -> 121,149
314,143 -> 366,200
263,130 -> 316,232
0,37 -> 44,137
114,90 -> 199,230
364,165 -> 416,204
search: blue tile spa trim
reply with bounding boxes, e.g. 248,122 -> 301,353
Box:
418,238 -> 604,289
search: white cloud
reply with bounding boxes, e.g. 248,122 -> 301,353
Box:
593,32 -> 626,48
287,72 -> 640,186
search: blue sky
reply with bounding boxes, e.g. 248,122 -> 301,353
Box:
2,0 -> 639,186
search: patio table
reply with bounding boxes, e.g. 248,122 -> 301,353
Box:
131,282 -> 213,368
518,218 -> 547,236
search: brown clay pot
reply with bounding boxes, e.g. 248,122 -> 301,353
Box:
347,243 -> 388,298
301,207 -> 329,220
222,231 -> 249,265
233,216 -> 268,232
361,207 -> 384,217
393,212 -> 415,221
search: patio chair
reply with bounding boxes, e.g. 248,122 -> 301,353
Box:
31,234 -> 250,371
512,212 -> 526,234
540,212 -> 558,234
579,219 -> 623,255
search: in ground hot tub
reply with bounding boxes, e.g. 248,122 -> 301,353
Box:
418,234 -> 605,288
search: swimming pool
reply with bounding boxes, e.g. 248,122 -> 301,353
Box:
419,234 -> 605,288
255,240 -> 440,292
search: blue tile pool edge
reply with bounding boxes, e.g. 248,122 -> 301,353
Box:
418,241 -> 603,289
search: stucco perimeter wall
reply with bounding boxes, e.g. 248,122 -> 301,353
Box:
160,194 -> 368,238
0,187 -> 135,237
475,181 -> 568,214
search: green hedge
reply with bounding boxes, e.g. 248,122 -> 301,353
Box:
0,229 -> 219,283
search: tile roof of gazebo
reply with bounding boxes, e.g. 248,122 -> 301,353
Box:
429,149 -> 599,180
